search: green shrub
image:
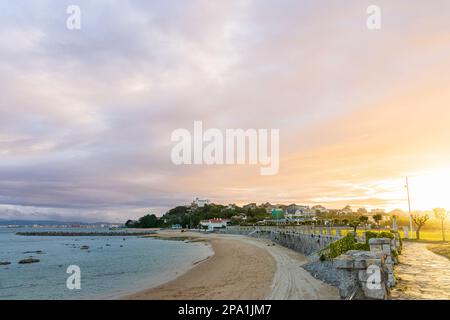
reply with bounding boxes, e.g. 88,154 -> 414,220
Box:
320,230 -> 397,261
391,249 -> 399,258
365,231 -> 378,242
379,231 -> 394,239
352,242 -> 370,251
319,234 -> 359,261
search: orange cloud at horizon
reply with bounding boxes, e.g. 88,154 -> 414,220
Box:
173,72 -> 450,212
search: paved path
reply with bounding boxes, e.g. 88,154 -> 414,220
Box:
227,235 -> 339,300
392,242 -> 450,299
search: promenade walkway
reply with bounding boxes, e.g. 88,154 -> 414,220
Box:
392,242 -> 450,299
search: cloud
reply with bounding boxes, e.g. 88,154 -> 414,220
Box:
1,0 -> 450,221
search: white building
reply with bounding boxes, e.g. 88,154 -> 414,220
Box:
193,197 -> 210,208
200,218 -> 230,231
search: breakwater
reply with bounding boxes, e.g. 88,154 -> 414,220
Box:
16,231 -> 157,237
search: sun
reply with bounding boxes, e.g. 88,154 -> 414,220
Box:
407,168 -> 450,211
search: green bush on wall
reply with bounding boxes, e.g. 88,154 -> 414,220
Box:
319,234 -> 368,261
319,230 -> 399,261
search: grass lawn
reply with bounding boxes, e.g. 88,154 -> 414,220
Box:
427,243 -> 450,260
339,228 -> 450,242
398,230 -> 450,242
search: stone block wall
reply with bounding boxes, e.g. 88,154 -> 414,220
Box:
221,226 -> 340,255
334,237 -> 397,299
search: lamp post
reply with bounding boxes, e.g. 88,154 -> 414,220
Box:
405,177 -> 414,239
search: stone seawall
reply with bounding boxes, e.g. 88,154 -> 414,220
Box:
220,226 -> 341,255
220,226 -> 402,300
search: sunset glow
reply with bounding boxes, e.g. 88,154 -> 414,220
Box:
407,168 -> 450,211
1,1 -> 450,221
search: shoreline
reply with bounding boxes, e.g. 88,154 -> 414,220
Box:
123,231 -> 339,300
123,231 -> 276,300
106,235 -> 214,300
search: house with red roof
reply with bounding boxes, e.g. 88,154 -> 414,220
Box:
200,218 -> 230,231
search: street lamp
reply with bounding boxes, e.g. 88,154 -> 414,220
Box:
405,177 -> 414,239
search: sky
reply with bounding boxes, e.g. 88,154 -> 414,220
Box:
1,0 -> 450,222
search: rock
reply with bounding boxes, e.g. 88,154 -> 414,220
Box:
18,258 -> 40,264
23,250 -> 44,254
0,261 -> 11,266
105,244 -> 111,247
80,246 -> 90,250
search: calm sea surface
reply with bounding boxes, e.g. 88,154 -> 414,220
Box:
0,228 -> 212,299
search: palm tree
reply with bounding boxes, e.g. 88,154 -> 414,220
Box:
433,208 -> 448,242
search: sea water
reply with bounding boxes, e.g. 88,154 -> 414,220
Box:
0,228 -> 212,299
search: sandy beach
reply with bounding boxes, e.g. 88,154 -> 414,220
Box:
124,231 -> 339,300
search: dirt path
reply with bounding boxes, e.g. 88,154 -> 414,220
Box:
232,235 -> 339,300
392,242 -> 450,299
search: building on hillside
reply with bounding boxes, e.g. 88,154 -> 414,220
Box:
299,207 -> 315,217
286,204 -> 298,214
261,202 -> 275,213
271,208 -> 285,220
231,214 -> 247,222
243,203 -> 257,210
311,205 -> 329,214
200,218 -> 230,231
192,197 -> 210,208
285,204 -> 314,217
287,209 -> 316,221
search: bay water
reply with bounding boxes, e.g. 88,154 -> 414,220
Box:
0,228 -> 212,299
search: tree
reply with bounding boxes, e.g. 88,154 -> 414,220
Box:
433,208 -> 448,242
357,208 -> 368,215
359,215 -> 369,224
373,214 -> 383,227
137,214 -> 160,228
125,220 -> 137,228
342,205 -> 352,214
348,219 -> 360,238
412,212 -> 430,240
